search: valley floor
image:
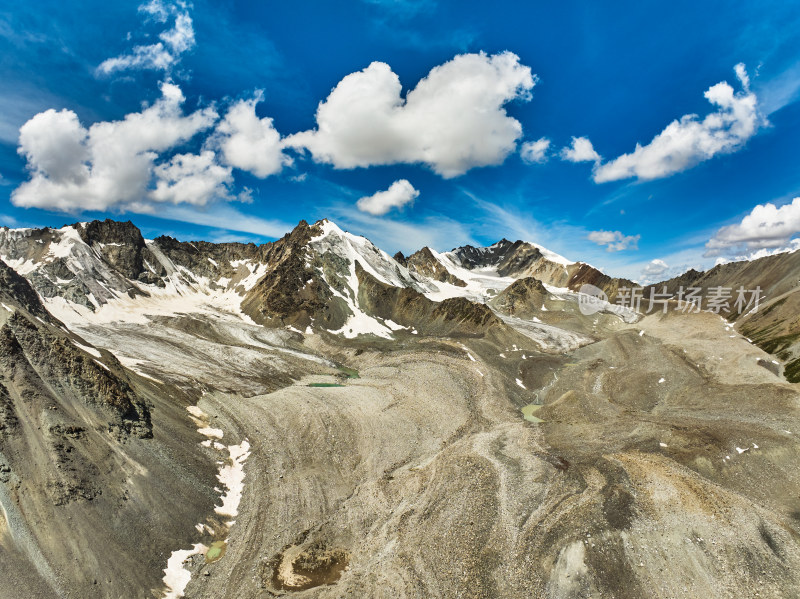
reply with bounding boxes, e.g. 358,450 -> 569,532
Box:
65,306 -> 800,599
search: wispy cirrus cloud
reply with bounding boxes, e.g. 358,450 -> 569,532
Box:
96,0 -> 195,75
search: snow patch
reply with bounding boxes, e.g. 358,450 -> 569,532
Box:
73,340 -> 101,358
161,543 -> 207,599
459,344 -> 476,361
198,427 -> 224,439
215,440 -> 250,519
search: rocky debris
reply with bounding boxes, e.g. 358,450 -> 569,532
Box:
269,541 -> 350,591
644,249 -> 800,382
0,312 -> 151,437
46,442 -> 102,506
0,459 -> 12,483
48,423 -> 86,439
0,380 -> 18,435
405,247 -> 467,287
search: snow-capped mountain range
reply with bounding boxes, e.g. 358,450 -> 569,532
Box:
0,218 -> 631,343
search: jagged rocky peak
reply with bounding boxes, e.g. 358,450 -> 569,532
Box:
354,261 -> 501,337
449,237 -> 573,276
405,247 -> 467,287
307,219 -> 433,292
490,276 -> 549,318
0,222 -> 149,309
240,219 -> 330,328
78,219 -> 145,247
451,238 -> 520,269
241,218 -> 433,333
76,219 -> 148,281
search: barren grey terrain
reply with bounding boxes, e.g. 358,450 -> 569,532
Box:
1,219 -> 799,598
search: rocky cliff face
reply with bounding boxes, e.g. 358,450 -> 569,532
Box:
0,257 -> 151,440
78,219 -> 152,282
405,247 -> 467,287
240,220 -> 333,327
0,255 -> 225,598
355,262 -> 502,337
0,255 -> 50,319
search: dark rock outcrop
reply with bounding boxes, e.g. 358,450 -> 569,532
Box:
241,221 -> 332,327
77,219 -> 149,281
0,312 -> 151,437
0,258 -> 50,319
490,276 -> 548,317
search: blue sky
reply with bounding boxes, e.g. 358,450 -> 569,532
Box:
1,0 -> 799,281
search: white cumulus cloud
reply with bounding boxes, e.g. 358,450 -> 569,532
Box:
705,197 -> 800,256
520,137 -> 550,164
641,259 -> 670,280
97,1 -> 195,75
285,51 -> 536,178
560,136 -> 600,163
209,95 -> 291,178
13,82 -> 218,212
356,179 -> 419,216
594,64 -> 762,183
587,229 -> 640,252
356,179 -> 420,215
151,151 -> 233,206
